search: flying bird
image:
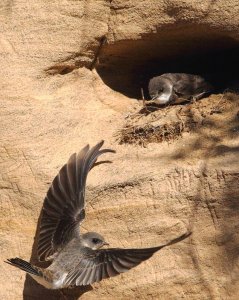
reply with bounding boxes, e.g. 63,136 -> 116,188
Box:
148,73 -> 213,105
5,141 -> 191,290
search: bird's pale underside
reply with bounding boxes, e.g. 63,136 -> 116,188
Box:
148,73 -> 213,105
5,141 -> 191,290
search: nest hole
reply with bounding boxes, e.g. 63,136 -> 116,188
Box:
97,24 -> 239,99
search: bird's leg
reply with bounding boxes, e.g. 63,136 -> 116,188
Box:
191,92 -> 207,103
191,96 -> 197,104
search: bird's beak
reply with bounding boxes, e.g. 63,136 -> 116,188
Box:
151,95 -> 159,100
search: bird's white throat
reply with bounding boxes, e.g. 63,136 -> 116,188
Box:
155,84 -> 173,104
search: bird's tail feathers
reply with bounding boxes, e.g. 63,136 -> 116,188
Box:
5,258 -> 42,277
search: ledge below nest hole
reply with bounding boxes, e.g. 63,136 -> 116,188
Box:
116,92 -> 239,146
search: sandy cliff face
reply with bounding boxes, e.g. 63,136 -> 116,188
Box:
0,1 -> 239,299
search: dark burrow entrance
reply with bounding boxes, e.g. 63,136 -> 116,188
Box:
96,25 -> 239,100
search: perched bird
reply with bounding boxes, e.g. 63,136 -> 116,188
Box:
5,141 -> 191,290
148,73 -> 213,105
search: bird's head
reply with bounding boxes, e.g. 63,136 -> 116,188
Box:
148,77 -> 173,104
81,232 -> 109,250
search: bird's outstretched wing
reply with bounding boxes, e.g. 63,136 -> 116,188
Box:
37,141 -> 115,261
64,232 -> 191,286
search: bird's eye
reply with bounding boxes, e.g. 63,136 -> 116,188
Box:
92,238 -> 100,244
158,88 -> 163,92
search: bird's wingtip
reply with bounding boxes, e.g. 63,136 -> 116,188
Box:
97,140 -> 104,147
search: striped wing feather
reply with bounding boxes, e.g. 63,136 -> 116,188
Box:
64,232 -> 191,286
37,141 -> 115,261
